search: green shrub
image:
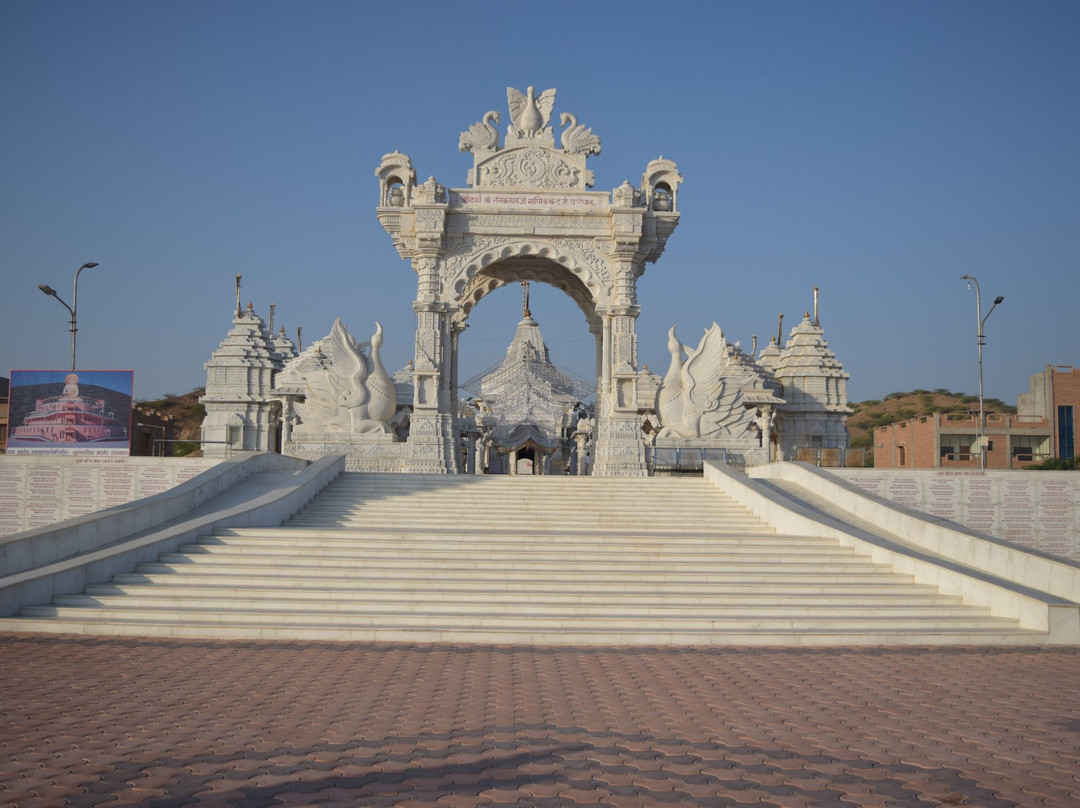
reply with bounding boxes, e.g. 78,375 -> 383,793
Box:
1026,457 -> 1079,471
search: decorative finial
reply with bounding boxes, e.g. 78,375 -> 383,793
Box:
520,281 -> 531,318
777,313 -> 784,345
234,274 -> 242,317
269,302 -> 276,334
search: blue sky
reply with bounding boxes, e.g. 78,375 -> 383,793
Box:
2,1 -> 1077,405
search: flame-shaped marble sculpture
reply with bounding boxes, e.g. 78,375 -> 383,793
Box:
294,319 -> 396,436
656,323 -> 751,439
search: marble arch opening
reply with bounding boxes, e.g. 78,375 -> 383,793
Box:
376,86 -> 682,475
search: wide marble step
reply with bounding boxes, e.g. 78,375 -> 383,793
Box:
23,602 -> 1018,631
80,583 -> 960,607
0,616 -> 1040,646
109,571 -> 926,591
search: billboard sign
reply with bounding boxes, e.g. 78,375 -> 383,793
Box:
6,369 -> 134,456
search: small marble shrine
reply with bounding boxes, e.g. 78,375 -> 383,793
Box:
200,86 -> 852,475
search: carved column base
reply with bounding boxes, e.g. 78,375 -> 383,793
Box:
405,412 -> 460,474
592,417 -> 648,477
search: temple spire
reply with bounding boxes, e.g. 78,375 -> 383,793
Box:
521,281 -> 531,318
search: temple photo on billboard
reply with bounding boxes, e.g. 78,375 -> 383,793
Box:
6,370 -> 134,455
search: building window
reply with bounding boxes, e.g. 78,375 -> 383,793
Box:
1011,441 -> 1034,462
1059,405 -> 1075,459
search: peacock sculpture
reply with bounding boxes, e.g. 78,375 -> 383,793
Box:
507,86 -> 556,140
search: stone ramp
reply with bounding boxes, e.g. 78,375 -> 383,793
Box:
0,473 -> 1044,644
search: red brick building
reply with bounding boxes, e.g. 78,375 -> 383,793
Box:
1019,364 -> 1078,462
875,364 -> 1078,469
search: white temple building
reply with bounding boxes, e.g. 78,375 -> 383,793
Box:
200,294 -> 296,457
462,286 -> 593,475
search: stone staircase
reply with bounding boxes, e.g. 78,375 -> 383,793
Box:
4,473 -> 1043,644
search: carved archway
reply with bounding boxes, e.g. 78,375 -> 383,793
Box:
376,86 -> 682,474
449,248 -> 602,334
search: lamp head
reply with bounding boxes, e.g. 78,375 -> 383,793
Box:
80,262 -> 99,270
993,295 -> 1005,305
38,284 -> 57,297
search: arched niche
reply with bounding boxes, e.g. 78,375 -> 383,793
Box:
448,251 -> 602,337
375,152 -> 417,208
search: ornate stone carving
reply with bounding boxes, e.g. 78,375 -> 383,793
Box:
548,239 -> 613,285
293,320 -> 397,437
506,86 -> 557,146
414,176 -> 446,204
449,213 -> 605,235
657,324 -> 752,439
612,181 -> 644,208
459,111 -> 501,154
559,113 -> 602,156
475,147 -> 582,189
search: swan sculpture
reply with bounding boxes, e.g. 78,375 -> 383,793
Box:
559,112 -> 602,156
293,319 -> 397,436
365,322 -> 397,425
657,324 -> 747,439
459,111 -> 500,153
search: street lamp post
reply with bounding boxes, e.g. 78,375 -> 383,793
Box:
38,262 -> 99,370
959,274 -> 1004,470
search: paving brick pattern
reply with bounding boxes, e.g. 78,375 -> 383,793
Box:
2,635 -> 1078,807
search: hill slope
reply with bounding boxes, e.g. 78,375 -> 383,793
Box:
847,389 -> 1015,448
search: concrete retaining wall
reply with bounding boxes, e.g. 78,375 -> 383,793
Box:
0,456 -> 218,537
829,467 -> 1079,560
704,461 -> 1080,643
0,453 -> 345,617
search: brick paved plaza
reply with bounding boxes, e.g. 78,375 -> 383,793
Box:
2,635 -> 1078,807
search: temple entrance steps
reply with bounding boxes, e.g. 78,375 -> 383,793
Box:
7,473 -> 1046,644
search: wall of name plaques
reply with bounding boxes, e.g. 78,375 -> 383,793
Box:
830,469 -> 1079,561
0,457 -> 218,537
